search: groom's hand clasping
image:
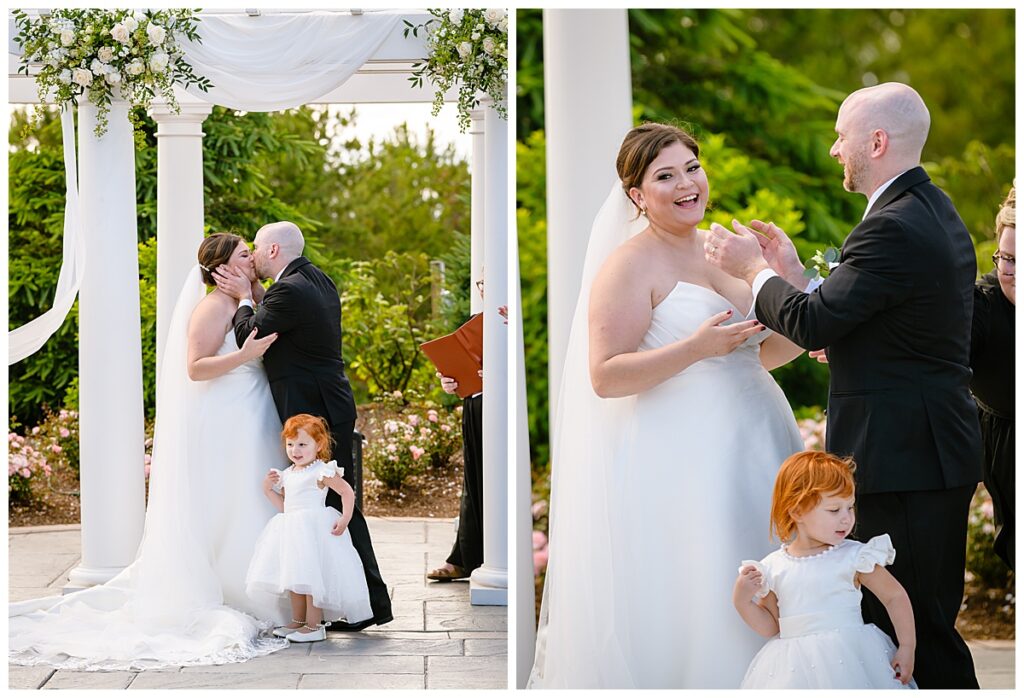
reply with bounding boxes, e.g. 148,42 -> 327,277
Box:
747,220 -> 807,288
212,265 -> 252,301
705,221 -> 769,285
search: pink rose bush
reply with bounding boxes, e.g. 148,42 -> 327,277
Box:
8,408 -> 80,504
363,397 -> 463,490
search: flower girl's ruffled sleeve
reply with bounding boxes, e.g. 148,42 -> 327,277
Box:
853,534 -> 896,574
738,559 -> 772,600
269,468 -> 285,493
315,460 -> 344,483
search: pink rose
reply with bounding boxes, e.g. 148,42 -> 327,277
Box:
50,444 -> 62,454
20,467 -> 31,478
408,415 -> 421,427
409,446 -> 425,461
427,410 -> 439,423
59,428 -> 70,438
533,548 -> 549,574
440,424 -> 452,432
532,530 -> 547,550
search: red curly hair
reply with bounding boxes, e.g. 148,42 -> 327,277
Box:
770,450 -> 856,543
281,414 -> 334,461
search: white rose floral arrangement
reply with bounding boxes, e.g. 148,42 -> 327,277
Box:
403,9 -> 508,132
13,8 -> 211,136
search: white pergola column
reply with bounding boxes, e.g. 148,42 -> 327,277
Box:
470,97 -> 508,606
150,103 -> 214,378
67,101 -> 146,588
543,9 -> 633,426
469,107 -> 486,314
513,249 -> 537,686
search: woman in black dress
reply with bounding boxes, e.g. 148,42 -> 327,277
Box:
970,185 -> 1015,569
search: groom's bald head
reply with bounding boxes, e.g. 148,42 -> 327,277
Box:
253,221 -> 304,280
841,83 -> 930,162
831,82 -> 930,196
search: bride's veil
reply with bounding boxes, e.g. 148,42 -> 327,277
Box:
132,264 -> 222,621
529,182 -> 649,687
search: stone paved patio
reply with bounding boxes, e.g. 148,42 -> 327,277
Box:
9,519 -> 508,689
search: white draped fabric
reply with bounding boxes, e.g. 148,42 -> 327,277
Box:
8,11 -> 403,363
8,109 -> 85,364
179,13 -> 402,111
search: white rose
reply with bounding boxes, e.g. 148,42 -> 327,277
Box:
484,8 -> 505,26
90,58 -> 105,74
126,59 -> 146,75
59,69 -> 73,85
498,15 -> 508,32
457,41 -> 473,59
147,23 -> 166,45
124,16 -> 139,32
104,70 -> 122,85
471,31 -> 480,40
482,37 -> 495,55
60,29 -> 75,46
149,51 -> 169,73
448,9 -> 464,24
110,23 -> 130,44
97,46 -> 114,63
72,68 -> 93,87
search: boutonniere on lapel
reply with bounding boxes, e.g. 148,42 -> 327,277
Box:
804,247 -> 841,280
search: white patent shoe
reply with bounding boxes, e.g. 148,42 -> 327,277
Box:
286,625 -> 327,643
273,621 -> 305,638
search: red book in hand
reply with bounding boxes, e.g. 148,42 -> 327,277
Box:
419,314 -> 483,398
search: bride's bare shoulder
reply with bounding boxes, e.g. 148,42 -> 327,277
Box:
188,291 -> 234,338
594,232 -> 660,290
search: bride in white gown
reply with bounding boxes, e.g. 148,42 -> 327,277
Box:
9,234 -> 291,670
529,124 -> 805,688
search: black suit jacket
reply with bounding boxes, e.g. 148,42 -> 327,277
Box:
233,257 -> 357,426
755,167 -> 982,494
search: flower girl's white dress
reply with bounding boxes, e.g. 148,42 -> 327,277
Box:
739,534 -> 916,689
246,460 -> 373,624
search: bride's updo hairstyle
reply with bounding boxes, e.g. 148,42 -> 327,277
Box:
282,413 -> 335,461
197,232 -> 245,287
769,450 -> 856,543
616,123 -> 700,216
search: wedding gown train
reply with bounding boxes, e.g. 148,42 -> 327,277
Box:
9,267 -> 290,671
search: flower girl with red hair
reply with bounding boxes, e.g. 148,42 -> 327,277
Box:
734,450 -> 917,688
246,414 -> 372,642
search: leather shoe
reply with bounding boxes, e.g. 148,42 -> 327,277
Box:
328,614 -> 392,632
286,625 -> 326,642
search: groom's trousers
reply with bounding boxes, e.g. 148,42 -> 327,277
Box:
326,419 -> 393,625
856,485 -> 978,689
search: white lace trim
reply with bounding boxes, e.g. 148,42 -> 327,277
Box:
8,633 -> 288,672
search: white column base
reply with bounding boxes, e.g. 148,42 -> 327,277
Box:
470,564 -> 508,606
65,565 -> 125,591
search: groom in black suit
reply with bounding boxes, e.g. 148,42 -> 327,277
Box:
214,221 -> 392,630
708,83 -> 982,688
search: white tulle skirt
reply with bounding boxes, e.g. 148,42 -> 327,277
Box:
741,623 -> 917,689
246,506 -> 373,624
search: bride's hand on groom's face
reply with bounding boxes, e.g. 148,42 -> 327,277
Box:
211,265 -> 252,301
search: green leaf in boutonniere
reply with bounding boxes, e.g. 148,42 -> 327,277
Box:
803,246 -> 840,279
